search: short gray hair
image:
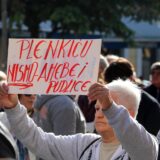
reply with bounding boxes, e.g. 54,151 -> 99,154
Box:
106,79 -> 141,118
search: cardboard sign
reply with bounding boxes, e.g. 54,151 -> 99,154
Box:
7,39 -> 101,95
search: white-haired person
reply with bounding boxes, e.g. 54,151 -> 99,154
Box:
0,79 -> 158,160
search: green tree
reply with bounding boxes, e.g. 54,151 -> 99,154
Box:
7,0 -> 160,38
8,0 -> 25,31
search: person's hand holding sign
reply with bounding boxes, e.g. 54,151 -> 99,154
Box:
0,81 -> 18,109
88,83 -> 113,110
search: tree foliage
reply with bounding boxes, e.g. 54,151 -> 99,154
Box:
3,0 -> 160,38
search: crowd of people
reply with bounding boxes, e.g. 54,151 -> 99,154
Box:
0,53 -> 160,160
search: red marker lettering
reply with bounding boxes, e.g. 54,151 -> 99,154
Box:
57,40 -> 72,58
80,40 -> 93,57
81,81 -> 91,91
17,40 -> 33,59
34,40 -> 46,59
71,42 -> 82,57
27,62 -> 39,82
77,62 -> 88,78
59,62 -> 70,78
44,40 -> 59,60
69,63 -> 80,77
67,40 -> 75,57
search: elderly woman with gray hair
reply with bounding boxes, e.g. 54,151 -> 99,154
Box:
0,79 -> 158,160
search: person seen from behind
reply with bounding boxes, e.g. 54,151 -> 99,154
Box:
104,57 -> 160,136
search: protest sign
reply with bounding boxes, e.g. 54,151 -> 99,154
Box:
7,38 -> 101,95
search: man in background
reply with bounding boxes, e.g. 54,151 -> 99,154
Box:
144,61 -> 160,103
104,57 -> 160,136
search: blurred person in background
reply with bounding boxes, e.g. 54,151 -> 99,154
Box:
33,94 -> 86,136
18,94 -> 36,117
77,54 -> 109,133
33,94 -> 86,160
98,55 -> 109,83
104,57 -> 160,136
144,61 -> 160,103
105,54 -> 119,65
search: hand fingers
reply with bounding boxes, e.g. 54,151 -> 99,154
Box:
88,90 -> 107,102
3,82 -> 9,92
88,83 -> 103,92
0,81 -> 8,95
88,83 -> 109,102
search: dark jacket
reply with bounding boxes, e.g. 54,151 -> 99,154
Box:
144,84 -> 160,103
137,90 -> 160,136
78,95 -> 96,122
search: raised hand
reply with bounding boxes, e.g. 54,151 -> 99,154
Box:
88,83 -> 113,110
0,81 -> 18,109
